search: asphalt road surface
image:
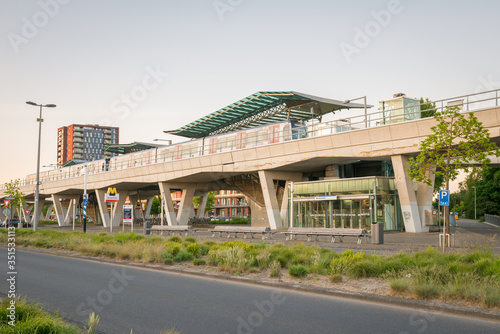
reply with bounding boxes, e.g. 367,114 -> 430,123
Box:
1,249 -> 499,334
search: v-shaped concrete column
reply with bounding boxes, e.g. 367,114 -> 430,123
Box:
416,169 -> 435,232
95,189 -> 128,227
52,195 -> 72,226
158,182 -> 177,226
44,203 -> 53,221
196,191 -> 209,218
177,187 -> 196,225
144,197 -> 154,219
391,155 -> 423,233
31,198 -> 46,224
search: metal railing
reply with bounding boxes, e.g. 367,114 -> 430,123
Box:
3,89 -> 499,190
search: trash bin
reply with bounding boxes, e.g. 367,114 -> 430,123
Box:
144,220 -> 151,235
371,222 -> 384,244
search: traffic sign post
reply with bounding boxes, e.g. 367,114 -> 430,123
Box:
105,187 -> 119,233
438,190 -> 451,250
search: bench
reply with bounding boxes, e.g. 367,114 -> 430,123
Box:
284,228 -> 371,244
150,225 -> 196,236
210,226 -> 272,240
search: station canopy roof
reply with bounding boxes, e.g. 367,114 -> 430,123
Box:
164,91 -> 371,138
104,142 -> 162,155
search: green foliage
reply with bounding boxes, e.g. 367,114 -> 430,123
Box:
329,274 -> 343,283
192,191 -> 216,212
2,179 -> 26,212
464,166 -> 500,218
150,196 -> 161,215
174,250 -> 193,262
419,97 -> 437,118
0,297 -> 79,333
184,237 -> 196,243
288,265 -> 308,277
390,279 -> 410,293
269,260 -> 282,278
408,106 -> 500,229
186,243 -> 201,257
192,258 -> 206,266
413,283 -> 441,300
168,236 -> 182,243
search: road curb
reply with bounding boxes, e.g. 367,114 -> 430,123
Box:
9,246 -> 500,322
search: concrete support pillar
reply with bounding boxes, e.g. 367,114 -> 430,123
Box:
325,165 -> 340,179
416,169 -> 435,233
197,191 -> 209,218
144,196 -> 154,219
44,203 -> 53,221
158,182 -> 177,226
31,198 -> 45,224
52,195 -> 69,226
95,188 -> 128,228
258,170 -> 282,230
391,155 -> 423,233
177,187 -> 195,225
280,181 -> 292,226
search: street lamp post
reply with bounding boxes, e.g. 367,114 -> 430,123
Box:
26,101 -> 56,232
472,186 -> 477,220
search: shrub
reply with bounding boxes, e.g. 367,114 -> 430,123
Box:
289,265 -> 308,278
347,260 -> 380,278
212,247 -> 250,273
168,236 -> 182,243
166,243 -> 182,257
269,260 -> 281,278
184,237 -> 196,243
193,259 -> 206,266
173,250 -> 194,262
413,283 -> 440,300
186,243 -> 201,257
390,279 -> 410,293
256,252 -> 270,269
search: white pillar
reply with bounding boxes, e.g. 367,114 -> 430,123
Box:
158,182 -> 177,226
144,196 -> 154,219
95,189 -> 111,227
417,169 -> 435,233
52,195 -> 68,226
258,170 -> 282,230
391,155 -> 423,233
177,187 -> 196,225
44,203 -> 53,221
197,192 -> 209,218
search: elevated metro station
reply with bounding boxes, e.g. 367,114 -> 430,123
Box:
2,90 -> 500,233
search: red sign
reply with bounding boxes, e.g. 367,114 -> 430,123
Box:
25,209 -> 31,215
4,200 -> 10,207
432,210 -> 437,215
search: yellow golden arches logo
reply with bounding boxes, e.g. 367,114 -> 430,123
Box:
107,187 -> 117,195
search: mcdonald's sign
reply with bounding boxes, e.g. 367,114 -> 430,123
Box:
105,187 -> 120,202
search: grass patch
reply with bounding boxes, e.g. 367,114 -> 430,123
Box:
288,265 -> 308,277
0,297 -> 79,333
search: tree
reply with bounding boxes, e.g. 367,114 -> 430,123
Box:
419,97 -> 437,118
3,179 -> 26,219
463,166 -> 500,219
193,191 -> 216,213
407,106 -> 500,232
150,196 -> 160,215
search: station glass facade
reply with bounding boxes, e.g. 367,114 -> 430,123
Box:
288,177 -> 402,231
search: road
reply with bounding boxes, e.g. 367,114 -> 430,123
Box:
1,249 -> 499,334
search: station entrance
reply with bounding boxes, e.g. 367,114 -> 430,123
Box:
289,177 -> 402,231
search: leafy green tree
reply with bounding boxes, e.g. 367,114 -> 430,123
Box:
419,97 -> 437,118
408,106 -> 500,232
193,191 -> 216,213
150,196 -> 160,215
463,166 -> 500,219
3,179 -> 26,219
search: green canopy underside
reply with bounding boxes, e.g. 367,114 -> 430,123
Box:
104,142 -> 161,154
164,91 -> 369,138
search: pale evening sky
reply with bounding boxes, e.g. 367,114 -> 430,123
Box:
1,0 -> 499,191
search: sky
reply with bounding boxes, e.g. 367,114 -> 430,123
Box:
1,0 -> 499,191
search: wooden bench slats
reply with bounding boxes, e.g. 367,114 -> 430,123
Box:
149,225 -> 196,236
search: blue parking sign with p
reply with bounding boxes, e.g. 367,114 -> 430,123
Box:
439,190 -> 450,206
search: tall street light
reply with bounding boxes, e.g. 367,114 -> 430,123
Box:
26,101 -> 56,232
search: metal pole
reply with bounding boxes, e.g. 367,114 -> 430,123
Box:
364,96 -> 367,128
83,165 -> 87,233
110,202 -> 113,234
34,105 -> 42,232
